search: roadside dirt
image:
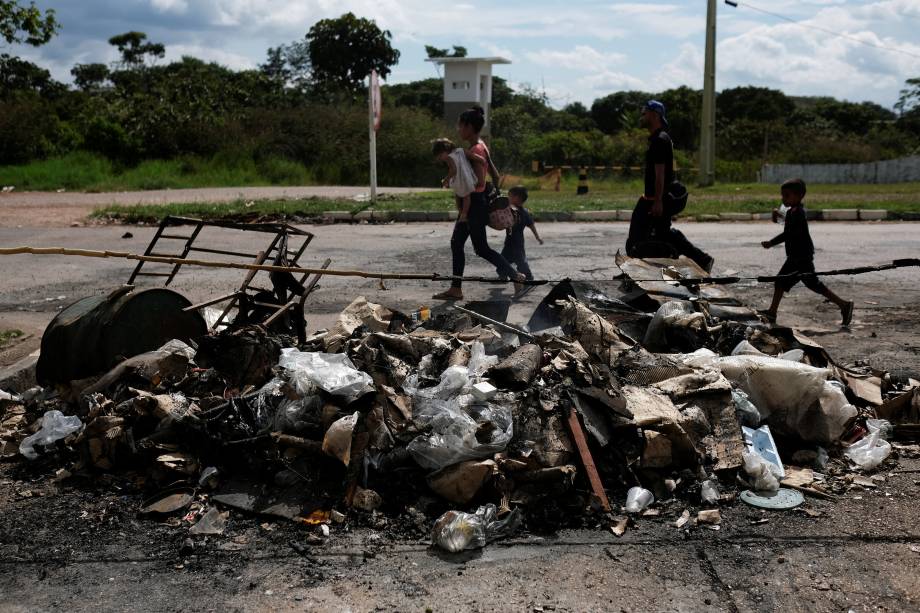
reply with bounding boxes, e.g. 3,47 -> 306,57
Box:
1,220 -> 918,610
0,186 -> 421,227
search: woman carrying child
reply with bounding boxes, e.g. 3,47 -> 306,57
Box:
432,106 -> 524,301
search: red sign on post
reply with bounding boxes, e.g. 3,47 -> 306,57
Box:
370,69 -> 382,133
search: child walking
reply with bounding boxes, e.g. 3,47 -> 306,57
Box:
497,186 -> 543,283
432,138 -> 483,222
761,178 -> 854,325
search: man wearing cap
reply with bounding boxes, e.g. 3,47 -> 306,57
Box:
626,100 -> 714,271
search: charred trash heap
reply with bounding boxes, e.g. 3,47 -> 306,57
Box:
2,254 -> 917,553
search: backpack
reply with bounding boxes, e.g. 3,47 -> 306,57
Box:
485,185 -> 514,230
665,180 -> 689,216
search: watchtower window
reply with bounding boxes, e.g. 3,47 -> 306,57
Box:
452,81 -> 470,90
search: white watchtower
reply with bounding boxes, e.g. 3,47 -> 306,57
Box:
426,56 -> 511,135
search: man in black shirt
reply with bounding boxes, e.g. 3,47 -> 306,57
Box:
626,100 -> 713,272
761,178 -> 854,325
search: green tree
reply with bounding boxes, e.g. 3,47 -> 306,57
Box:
717,86 -> 794,123
425,45 -> 466,58
71,62 -> 110,91
306,12 -> 399,94
108,31 -> 165,69
810,98 -> 894,136
260,41 -> 311,92
0,0 -> 58,46
895,77 -> 920,142
562,101 -> 590,121
384,77 -> 442,116
590,91 -> 651,135
0,53 -> 60,98
260,46 -> 290,83
657,86 -> 701,149
895,77 -> 920,115
490,76 -> 514,108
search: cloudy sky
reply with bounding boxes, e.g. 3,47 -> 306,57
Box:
15,0 -> 920,109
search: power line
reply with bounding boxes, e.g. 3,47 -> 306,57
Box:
726,0 -> 920,60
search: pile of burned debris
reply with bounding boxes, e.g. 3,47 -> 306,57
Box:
2,255 -> 918,552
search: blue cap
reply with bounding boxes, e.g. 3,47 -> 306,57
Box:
643,100 -> 669,127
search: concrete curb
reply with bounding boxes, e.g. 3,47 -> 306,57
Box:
311,208 -> 900,223
0,354 -> 38,393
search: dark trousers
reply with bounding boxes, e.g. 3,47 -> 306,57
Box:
776,258 -> 828,293
626,197 -> 712,268
498,242 -> 533,280
451,191 -> 518,288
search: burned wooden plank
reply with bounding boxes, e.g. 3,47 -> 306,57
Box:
565,406 -> 611,512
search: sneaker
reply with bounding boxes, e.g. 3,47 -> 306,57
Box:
701,256 -> 715,274
841,301 -> 854,326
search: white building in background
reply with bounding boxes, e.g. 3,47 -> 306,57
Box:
425,56 -> 511,135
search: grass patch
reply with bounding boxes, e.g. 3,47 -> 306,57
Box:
0,152 -> 316,191
91,181 -> 920,224
0,329 -> 24,348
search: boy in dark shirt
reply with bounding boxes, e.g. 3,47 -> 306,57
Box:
497,186 -> 543,283
761,178 -> 854,325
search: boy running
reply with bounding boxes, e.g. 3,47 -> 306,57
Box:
761,178 -> 854,326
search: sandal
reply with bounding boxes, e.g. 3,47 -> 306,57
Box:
841,301 -> 854,326
432,290 -> 463,301
757,309 -> 777,324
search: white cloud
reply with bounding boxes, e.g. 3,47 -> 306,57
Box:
150,0 -> 189,14
577,70 -> 647,94
481,42 -> 515,61
607,2 -> 705,37
15,0 -> 920,107
526,45 -> 626,72
716,3 -> 920,104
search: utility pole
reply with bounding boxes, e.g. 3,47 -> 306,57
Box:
698,0 -> 717,186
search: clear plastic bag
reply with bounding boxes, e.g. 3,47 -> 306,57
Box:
431,503 -> 522,552
732,388 -> 761,427
845,419 -> 892,471
406,364 -> 512,470
20,410 -> 83,460
467,341 -> 498,377
701,479 -> 720,505
250,376 -> 321,433
407,401 -> 513,470
279,349 -> 373,403
323,411 -> 360,466
742,450 -> 780,493
731,340 -> 764,357
643,301 -> 700,352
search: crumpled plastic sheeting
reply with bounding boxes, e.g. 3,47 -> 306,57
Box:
250,377 -> 322,433
20,410 -> 83,460
644,301 -> 706,352
405,364 -> 513,470
431,503 -> 522,552
279,349 -> 374,404
323,411 -> 360,465
845,419 -> 892,471
682,352 -> 854,444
